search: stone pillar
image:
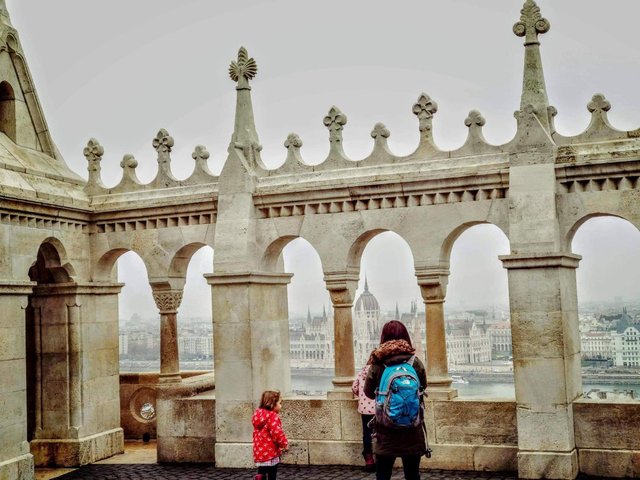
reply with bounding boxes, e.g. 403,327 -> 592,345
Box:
501,253 -> 581,479
416,267 -> 457,400
0,281 -> 35,480
324,272 -> 358,399
206,272 -> 292,468
151,288 -> 184,384
28,282 -> 124,467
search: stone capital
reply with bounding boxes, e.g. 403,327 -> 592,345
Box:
323,272 -> 359,306
499,252 -> 581,270
151,289 -> 183,314
415,266 -> 449,302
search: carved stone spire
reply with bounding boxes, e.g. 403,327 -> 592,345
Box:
0,0 -> 12,27
229,47 -> 262,165
513,0 -> 552,132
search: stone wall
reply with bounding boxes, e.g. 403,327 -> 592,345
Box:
573,399 -> 640,478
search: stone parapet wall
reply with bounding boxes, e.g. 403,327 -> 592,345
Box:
573,399 -> 640,478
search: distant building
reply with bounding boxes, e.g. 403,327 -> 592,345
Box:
179,335 -> 213,358
581,331 -> 613,360
353,278 -> 382,367
613,326 -> 640,367
289,307 -> 333,369
119,332 -> 129,356
487,321 -> 512,356
446,319 -> 491,365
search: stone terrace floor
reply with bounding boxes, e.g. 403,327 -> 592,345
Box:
53,465 -> 603,480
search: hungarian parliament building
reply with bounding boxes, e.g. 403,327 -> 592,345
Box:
289,279 -> 512,370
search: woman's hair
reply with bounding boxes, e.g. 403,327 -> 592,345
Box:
259,390 -> 281,411
380,320 -> 413,346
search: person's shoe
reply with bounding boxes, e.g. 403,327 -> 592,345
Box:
364,453 -> 376,472
255,474 -> 265,480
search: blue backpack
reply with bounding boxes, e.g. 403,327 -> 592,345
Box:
375,355 -> 423,429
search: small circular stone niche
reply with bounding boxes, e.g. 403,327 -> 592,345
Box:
130,387 -> 157,424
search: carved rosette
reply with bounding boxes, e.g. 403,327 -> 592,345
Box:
152,290 -> 183,314
323,106 -> 347,144
83,138 -> 104,173
513,0 -> 550,45
120,154 -> 138,169
464,110 -> 486,128
412,93 -> 438,133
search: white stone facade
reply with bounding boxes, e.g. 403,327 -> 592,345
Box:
613,326 -> 640,367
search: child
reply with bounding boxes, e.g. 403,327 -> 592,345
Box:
252,390 -> 288,480
352,363 -> 376,472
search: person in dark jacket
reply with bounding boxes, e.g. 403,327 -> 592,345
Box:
364,320 -> 427,480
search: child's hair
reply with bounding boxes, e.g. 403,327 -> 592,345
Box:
259,390 -> 281,410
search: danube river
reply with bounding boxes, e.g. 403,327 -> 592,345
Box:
119,361 -> 640,399
290,369 -> 640,399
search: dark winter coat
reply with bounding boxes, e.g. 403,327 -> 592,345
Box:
363,340 -> 427,456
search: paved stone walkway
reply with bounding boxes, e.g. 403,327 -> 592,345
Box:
56,464 -> 601,479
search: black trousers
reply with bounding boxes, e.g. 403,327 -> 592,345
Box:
257,464 -> 278,480
361,414 -> 374,455
375,454 -> 421,480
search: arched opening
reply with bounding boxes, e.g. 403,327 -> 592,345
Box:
25,240 -> 75,443
177,245 -> 214,372
0,80 -> 16,142
572,216 -> 640,401
353,231 -> 421,368
445,224 -> 512,398
278,237 -> 331,395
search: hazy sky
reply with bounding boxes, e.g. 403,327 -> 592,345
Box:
9,1 -> 640,319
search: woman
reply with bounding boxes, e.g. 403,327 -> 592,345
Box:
364,320 -> 427,480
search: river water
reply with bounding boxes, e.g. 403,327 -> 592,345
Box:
290,370 -> 640,400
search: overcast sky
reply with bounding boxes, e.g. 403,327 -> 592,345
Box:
9,1 -> 640,319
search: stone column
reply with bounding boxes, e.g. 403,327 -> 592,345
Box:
416,267 -> 457,400
324,272 -> 358,399
501,253 -> 581,479
27,282 -> 124,467
0,281 -> 35,480
206,272 -> 292,468
151,288 -> 184,384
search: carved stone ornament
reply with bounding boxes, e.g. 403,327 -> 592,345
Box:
323,106 -> 348,143
587,94 -> 611,113
513,0 -> 550,45
412,93 -> 438,132
465,110 -> 486,128
192,145 -> 210,162
153,128 -> 174,154
83,138 -> 104,171
370,122 -> 390,139
229,46 -> 258,83
284,133 -> 303,149
120,154 -> 138,169
152,290 -> 183,313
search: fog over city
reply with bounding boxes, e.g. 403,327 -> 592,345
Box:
9,0 -> 640,319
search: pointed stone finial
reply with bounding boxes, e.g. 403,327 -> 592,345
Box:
229,47 -> 258,87
513,0 -> 550,45
228,47 -> 262,168
323,106 -> 347,144
83,138 -> 105,193
364,275 -> 369,293
465,110 -> 486,128
412,93 -> 438,133
0,0 -> 12,26
120,154 -> 138,169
